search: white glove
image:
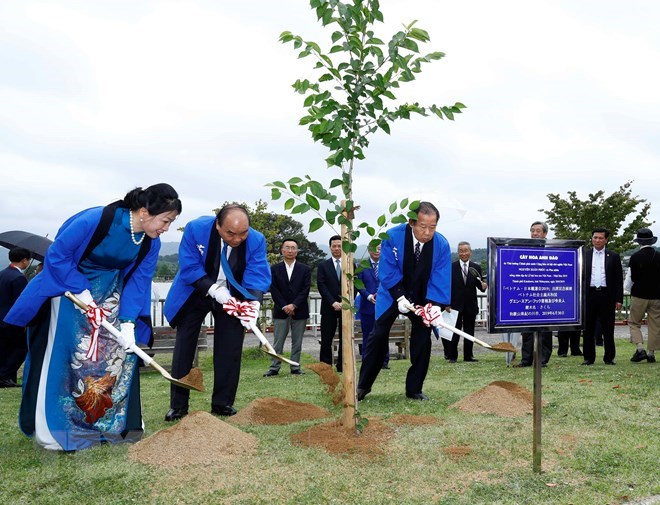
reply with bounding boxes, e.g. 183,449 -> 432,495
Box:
428,305 -> 444,328
397,296 -> 412,314
208,283 -> 231,304
119,322 -> 136,352
74,289 -> 95,313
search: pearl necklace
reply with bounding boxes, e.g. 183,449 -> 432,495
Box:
129,211 -> 145,245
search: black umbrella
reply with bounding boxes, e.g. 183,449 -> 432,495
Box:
0,230 -> 53,261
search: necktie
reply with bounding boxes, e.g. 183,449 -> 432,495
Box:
335,259 -> 341,280
222,243 -> 255,300
462,263 -> 468,283
414,242 -> 421,263
373,261 -> 379,279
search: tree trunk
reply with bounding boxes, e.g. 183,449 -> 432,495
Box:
339,219 -> 357,430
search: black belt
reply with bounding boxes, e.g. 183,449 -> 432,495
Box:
590,286 -> 607,291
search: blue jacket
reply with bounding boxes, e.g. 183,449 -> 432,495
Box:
164,216 -> 271,323
375,223 -> 451,319
357,262 -> 379,316
4,206 -> 160,344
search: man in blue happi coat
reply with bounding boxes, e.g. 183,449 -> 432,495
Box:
357,202 -> 451,401
164,204 -> 271,421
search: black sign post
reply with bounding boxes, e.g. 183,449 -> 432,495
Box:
487,238 -> 585,473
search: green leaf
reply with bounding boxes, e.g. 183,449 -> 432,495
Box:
270,180 -> 286,189
391,214 -> 407,224
407,210 -> 418,220
377,214 -> 386,227
366,226 -> 375,236
309,217 -> 324,232
400,198 -> 409,208
389,202 -> 397,214
408,27 -> 430,42
306,194 -> 320,211
329,178 -> 343,188
284,198 -> 295,210
331,30 -> 343,43
271,188 -> 281,200
288,176 -> 303,184
291,203 -> 310,214
325,209 -> 338,224
409,200 -> 420,211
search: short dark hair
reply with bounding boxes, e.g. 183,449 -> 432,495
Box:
592,227 -> 610,239
412,201 -> 440,222
329,235 -> 341,246
216,204 -> 250,227
123,183 -> 182,215
9,247 -> 30,262
281,238 -> 299,248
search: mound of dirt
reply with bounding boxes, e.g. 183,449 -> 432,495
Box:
230,397 -> 331,425
291,418 -> 394,457
386,414 -> 441,426
449,380 -> 546,417
128,411 -> 258,468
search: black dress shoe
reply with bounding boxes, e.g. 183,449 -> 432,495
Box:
263,370 -> 279,377
647,354 -> 656,363
581,361 -> 594,366
406,392 -> 429,401
448,359 -> 457,363
164,408 -> 188,422
381,364 -> 390,369
211,405 -> 237,416
630,350 -> 648,362
464,357 -> 479,362
604,360 -> 616,365
571,351 -> 583,357
0,378 -> 19,388
557,353 -> 568,358
290,369 -> 304,375
513,362 -> 532,368
357,388 -> 370,401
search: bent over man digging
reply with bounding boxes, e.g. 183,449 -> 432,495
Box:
357,201 -> 451,401
164,204 -> 271,421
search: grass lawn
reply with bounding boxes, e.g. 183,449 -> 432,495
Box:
0,340 -> 658,504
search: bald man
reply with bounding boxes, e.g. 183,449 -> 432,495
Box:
164,204 -> 271,421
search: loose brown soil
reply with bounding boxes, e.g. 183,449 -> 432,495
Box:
230,397 -> 331,425
306,362 -> 340,392
443,446 -> 472,458
291,418 -> 394,457
490,342 -> 517,352
176,367 -> 205,392
449,380 -> 546,417
128,411 -> 257,468
386,414 -> 441,426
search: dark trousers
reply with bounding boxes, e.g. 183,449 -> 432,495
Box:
0,326 -> 27,381
521,331 -> 553,364
359,304 -> 431,395
444,312 -> 476,361
360,311 -> 389,365
584,288 -> 616,363
170,294 -> 245,410
557,330 -> 582,356
320,308 -> 342,371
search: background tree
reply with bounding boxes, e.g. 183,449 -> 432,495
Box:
269,0 -> 465,430
540,180 -> 653,254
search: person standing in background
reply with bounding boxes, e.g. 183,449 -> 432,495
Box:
317,235 -> 343,372
0,247 -> 31,387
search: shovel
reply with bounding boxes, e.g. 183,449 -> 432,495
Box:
406,302 -> 514,353
64,291 -> 204,391
249,321 -> 300,367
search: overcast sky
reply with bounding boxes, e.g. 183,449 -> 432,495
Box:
1,0 -> 658,255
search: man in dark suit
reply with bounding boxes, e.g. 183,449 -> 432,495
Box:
514,221 -> 554,367
626,228 -> 658,363
163,205 -> 271,420
357,244 -> 390,368
317,235 -> 343,372
358,202 -> 451,401
263,238 -> 311,376
444,241 -> 487,362
0,247 -> 31,387
582,227 -> 623,365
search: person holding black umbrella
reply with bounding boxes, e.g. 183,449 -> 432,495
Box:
0,247 -> 31,387
4,184 -> 181,451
